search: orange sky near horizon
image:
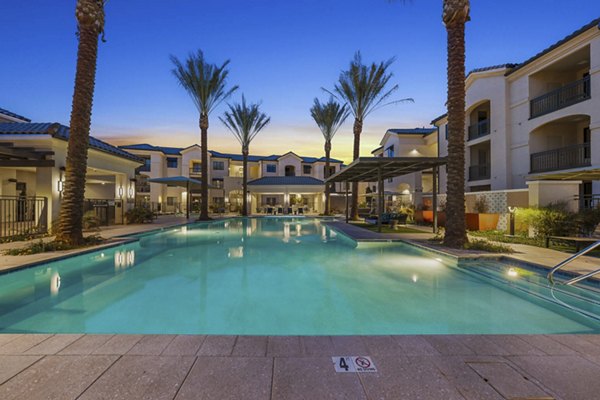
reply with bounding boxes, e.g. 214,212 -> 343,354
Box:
96,118 -> 428,164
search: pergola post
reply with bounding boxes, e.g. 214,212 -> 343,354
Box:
378,166 -> 383,233
186,180 -> 190,220
432,166 -> 438,233
345,181 -> 349,223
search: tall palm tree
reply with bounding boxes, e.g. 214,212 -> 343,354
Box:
310,98 -> 349,215
171,50 -> 238,220
219,96 -> 270,216
442,0 -> 470,248
56,0 -> 106,245
326,51 -> 412,220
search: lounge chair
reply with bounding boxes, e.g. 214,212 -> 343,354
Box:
267,207 -> 273,214
298,207 -> 304,215
287,207 -> 293,214
277,207 -> 283,215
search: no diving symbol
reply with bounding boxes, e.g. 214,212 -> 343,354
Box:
354,357 -> 371,369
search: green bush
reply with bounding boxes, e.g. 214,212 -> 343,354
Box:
575,207 -> 600,236
516,203 -> 577,239
83,210 -> 102,231
464,238 -> 514,253
3,235 -> 104,256
125,207 -> 155,224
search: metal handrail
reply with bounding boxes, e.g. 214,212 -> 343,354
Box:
547,240 -> 600,285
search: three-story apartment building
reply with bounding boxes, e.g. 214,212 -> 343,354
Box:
120,144 -> 346,214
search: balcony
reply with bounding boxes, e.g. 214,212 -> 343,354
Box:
189,167 -> 202,177
530,76 -> 591,119
137,185 -> 151,193
530,143 -> 590,173
468,119 -> 490,141
468,164 -> 490,181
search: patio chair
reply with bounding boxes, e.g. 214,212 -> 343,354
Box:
287,207 -> 293,215
267,207 -> 273,215
277,207 -> 283,215
298,207 -> 304,215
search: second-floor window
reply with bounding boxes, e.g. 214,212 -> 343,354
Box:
191,162 -> 201,173
303,165 -> 312,174
385,145 -> 394,158
167,157 -> 178,168
211,178 -> 223,188
212,161 -> 225,170
266,164 -> 277,173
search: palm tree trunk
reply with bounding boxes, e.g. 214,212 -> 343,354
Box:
324,141 -> 331,215
242,148 -> 249,216
350,117 -> 362,220
56,3 -> 102,245
199,114 -> 210,220
443,12 -> 468,248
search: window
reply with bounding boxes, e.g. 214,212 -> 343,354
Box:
138,156 -> 151,172
444,125 -> 448,140
166,196 -> 176,206
166,157 -> 178,168
285,165 -> 296,176
385,145 -> 394,158
266,164 -> 277,173
191,162 -> 201,174
303,165 -> 312,174
265,196 -> 277,206
212,197 -> 224,206
212,161 -> 224,170
211,178 -> 223,188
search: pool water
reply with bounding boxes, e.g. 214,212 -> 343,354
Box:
1,217 -> 600,335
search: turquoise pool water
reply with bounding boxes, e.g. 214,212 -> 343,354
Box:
1,217 -> 600,335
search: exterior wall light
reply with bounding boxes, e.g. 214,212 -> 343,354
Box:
57,167 -> 65,196
118,185 -> 124,198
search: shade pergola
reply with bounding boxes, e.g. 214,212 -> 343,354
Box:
326,157 -> 447,232
148,176 -> 216,218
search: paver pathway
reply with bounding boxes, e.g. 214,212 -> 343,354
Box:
1,333 -> 600,399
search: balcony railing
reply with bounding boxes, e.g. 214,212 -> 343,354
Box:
468,119 -> 490,141
530,143 -> 590,173
137,185 -> 151,193
468,164 -> 490,181
530,76 -> 591,119
189,167 -> 202,176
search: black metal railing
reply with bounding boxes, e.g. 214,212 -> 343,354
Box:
530,76 -> 591,119
137,185 -> 151,193
0,196 -> 48,239
468,164 -> 490,181
575,194 -> 600,210
468,119 -> 490,141
530,143 -> 591,173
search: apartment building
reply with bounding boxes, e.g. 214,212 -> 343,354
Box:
0,107 -> 142,237
372,18 -> 599,221
119,144 -> 346,214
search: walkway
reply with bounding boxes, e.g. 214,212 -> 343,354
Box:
1,333 -> 600,399
0,215 -> 190,273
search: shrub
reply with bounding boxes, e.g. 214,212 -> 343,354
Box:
3,235 -> 104,256
464,238 -> 514,253
473,196 -> 489,213
516,203 -> 577,239
125,207 -> 155,224
83,210 -> 102,231
575,207 -> 600,236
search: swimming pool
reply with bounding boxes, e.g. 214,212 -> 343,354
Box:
1,217 -> 600,334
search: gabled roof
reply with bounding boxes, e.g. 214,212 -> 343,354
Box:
371,145 -> 384,154
387,128 -> 436,136
467,64 -> 517,78
507,17 -> 600,76
0,122 -> 142,163
0,107 -> 31,122
248,176 -> 324,186
119,143 -> 343,163
119,143 -> 182,155
430,113 -> 447,125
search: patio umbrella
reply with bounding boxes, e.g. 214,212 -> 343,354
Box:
147,176 -> 216,219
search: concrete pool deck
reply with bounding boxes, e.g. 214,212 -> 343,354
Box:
1,333 -> 600,399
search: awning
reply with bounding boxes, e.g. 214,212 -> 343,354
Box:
326,157 -> 447,182
527,166 -> 600,181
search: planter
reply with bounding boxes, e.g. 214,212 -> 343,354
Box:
421,211 -> 446,226
414,210 -> 424,224
466,213 -> 500,231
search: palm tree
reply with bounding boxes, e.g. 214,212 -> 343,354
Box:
442,0 -> 470,248
56,0 -> 106,246
326,51 -> 412,220
171,50 -> 238,220
219,96 -> 270,216
310,98 -> 349,215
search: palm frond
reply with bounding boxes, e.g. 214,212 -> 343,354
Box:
219,95 -> 270,150
310,97 -> 350,142
171,50 -> 238,116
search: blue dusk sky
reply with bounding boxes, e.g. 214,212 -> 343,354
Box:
1,1 -> 599,162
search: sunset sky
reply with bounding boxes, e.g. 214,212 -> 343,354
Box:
2,1 -> 599,163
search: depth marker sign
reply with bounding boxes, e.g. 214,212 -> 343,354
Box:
332,356 -> 377,373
